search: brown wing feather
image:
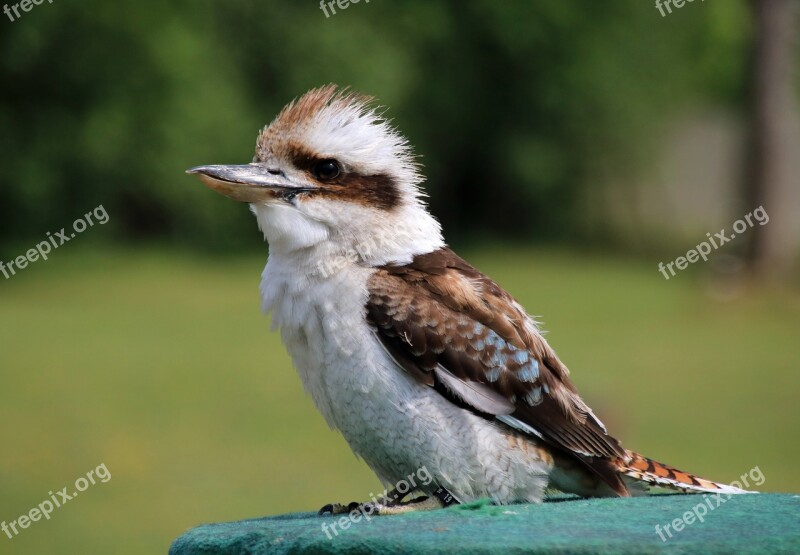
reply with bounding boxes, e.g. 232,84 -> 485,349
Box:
367,248 -> 627,478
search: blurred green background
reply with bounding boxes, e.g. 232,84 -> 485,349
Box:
1,1 -> 799,554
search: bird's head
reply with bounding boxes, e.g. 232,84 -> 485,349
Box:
188,85 -> 443,266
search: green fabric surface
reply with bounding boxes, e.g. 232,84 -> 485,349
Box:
170,494 -> 800,554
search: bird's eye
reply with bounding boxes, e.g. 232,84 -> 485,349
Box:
311,159 -> 341,181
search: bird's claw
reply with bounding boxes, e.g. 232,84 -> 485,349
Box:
318,502 -> 364,516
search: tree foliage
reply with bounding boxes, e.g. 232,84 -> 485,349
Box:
0,0 -> 749,251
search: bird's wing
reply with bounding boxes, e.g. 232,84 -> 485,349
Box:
366,248 -> 627,467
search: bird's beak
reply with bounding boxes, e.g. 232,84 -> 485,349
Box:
187,164 -> 312,203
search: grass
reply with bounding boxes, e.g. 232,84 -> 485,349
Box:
0,246 -> 797,554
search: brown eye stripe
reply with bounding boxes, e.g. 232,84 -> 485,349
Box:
258,138 -> 401,210
314,173 -> 401,211
285,141 -> 321,172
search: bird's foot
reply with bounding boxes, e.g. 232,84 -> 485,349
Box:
362,494 -> 444,514
319,487 -> 402,516
318,488 -> 445,516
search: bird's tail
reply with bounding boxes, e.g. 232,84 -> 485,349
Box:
616,450 -> 751,495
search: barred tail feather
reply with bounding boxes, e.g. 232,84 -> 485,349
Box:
618,451 -> 753,495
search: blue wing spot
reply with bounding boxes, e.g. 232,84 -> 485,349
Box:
517,359 -> 540,382
483,331 -> 509,367
485,330 -> 506,348
512,350 -> 529,364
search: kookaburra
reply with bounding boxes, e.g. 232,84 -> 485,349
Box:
188,85 -> 746,514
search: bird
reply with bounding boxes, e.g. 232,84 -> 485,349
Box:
188,85 -> 748,515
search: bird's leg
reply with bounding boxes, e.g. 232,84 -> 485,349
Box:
318,488 -> 445,516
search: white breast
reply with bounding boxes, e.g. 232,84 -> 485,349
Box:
259,254 -> 552,503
